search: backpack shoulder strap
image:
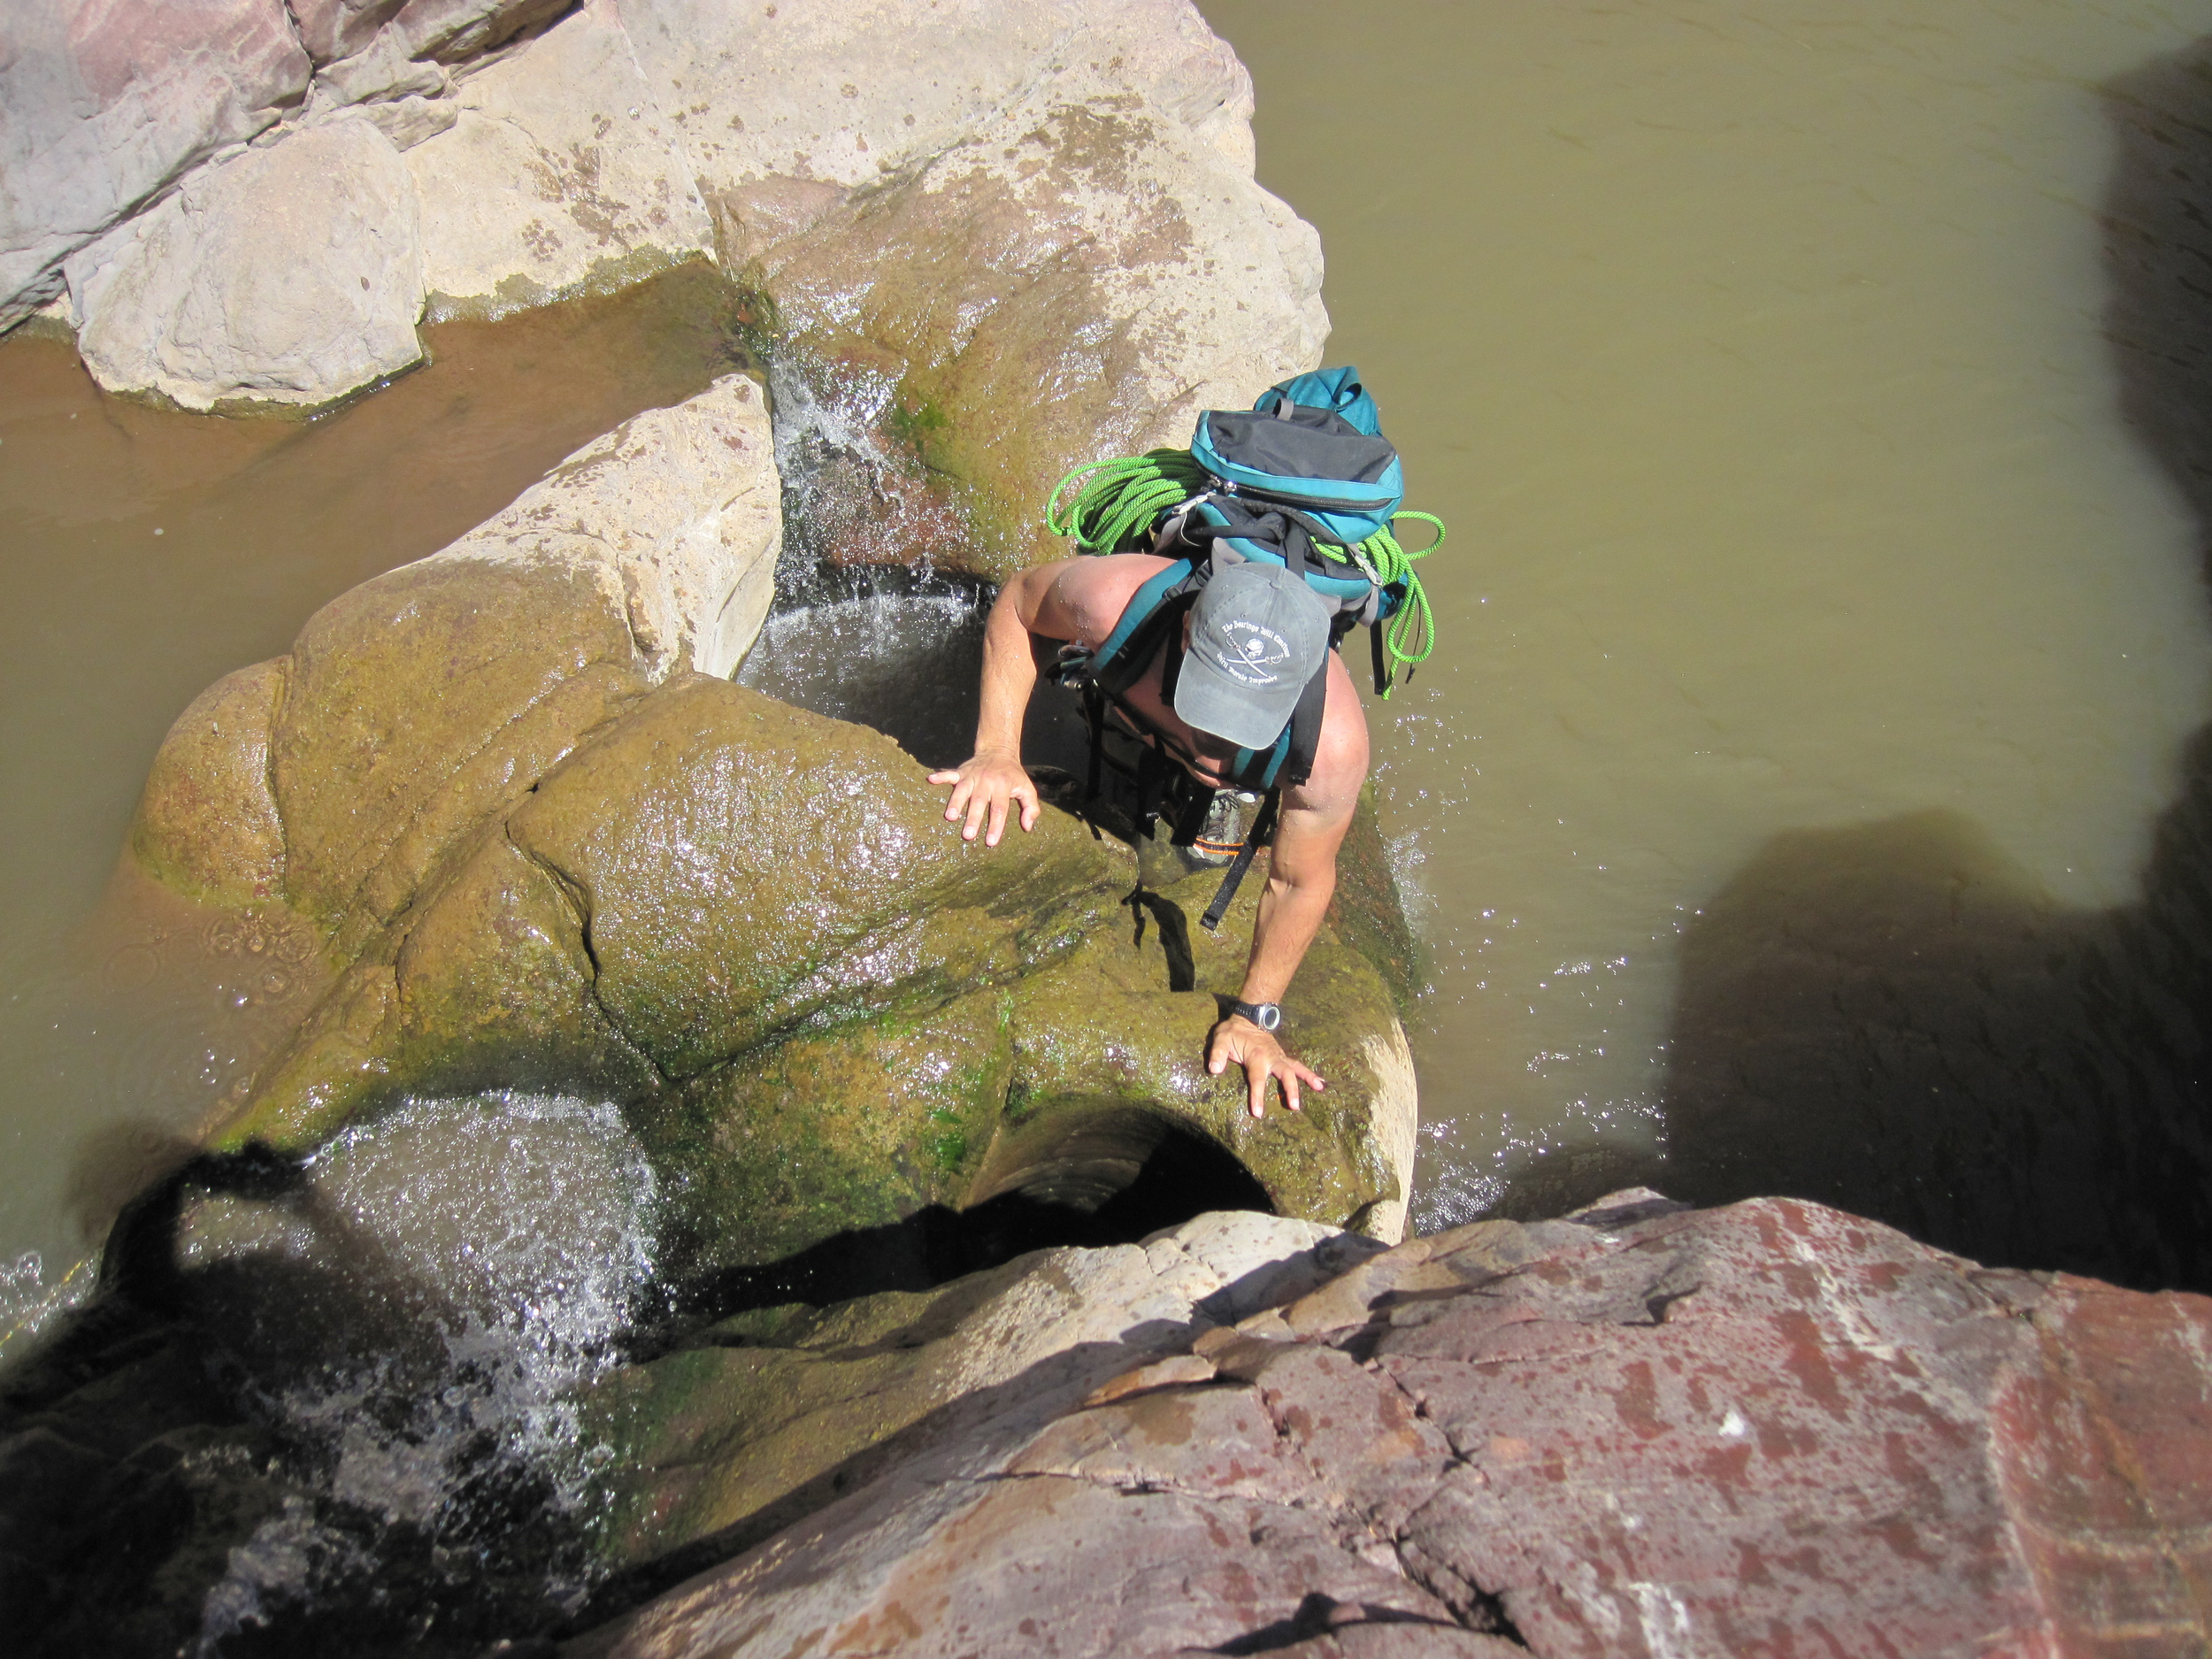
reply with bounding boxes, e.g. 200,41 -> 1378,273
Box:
1089,557 -> 1205,694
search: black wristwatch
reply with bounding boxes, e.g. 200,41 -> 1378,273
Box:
1228,999 -> 1282,1033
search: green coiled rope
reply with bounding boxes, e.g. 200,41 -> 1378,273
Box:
1044,450 -> 1444,697
1347,511 -> 1441,696
1045,449 -> 1212,553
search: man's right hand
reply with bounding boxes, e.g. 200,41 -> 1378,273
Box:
928,750 -> 1039,847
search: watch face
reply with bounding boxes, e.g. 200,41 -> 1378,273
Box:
1254,1002 -> 1282,1032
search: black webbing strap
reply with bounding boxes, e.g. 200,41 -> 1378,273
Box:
1082,682 -> 1104,802
1280,658 -> 1330,790
1201,787 -> 1280,933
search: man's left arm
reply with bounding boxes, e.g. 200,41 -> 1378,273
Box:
1207,661 -> 1371,1118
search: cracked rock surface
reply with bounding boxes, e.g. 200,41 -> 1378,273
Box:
569,1191 -> 2212,1658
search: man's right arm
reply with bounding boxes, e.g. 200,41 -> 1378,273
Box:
927,562 -> 1067,846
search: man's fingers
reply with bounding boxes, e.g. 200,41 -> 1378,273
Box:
983,793 -> 1009,848
962,789 -> 990,841
1016,784 -> 1040,833
927,768 -> 961,786
1247,1062 -> 1267,1120
1279,1067 -> 1302,1114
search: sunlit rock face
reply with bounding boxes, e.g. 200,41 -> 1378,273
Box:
580,1210 -> 1385,1581
0,0 -> 311,330
6,0 -> 1321,418
66,117 -> 427,412
574,1194 -> 2212,1659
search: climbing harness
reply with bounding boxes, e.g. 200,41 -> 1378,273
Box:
1042,367 -> 1446,928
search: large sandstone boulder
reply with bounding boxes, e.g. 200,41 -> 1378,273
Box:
130,368 -> 780,950
616,0 -> 1260,192
212,667 -> 1417,1271
0,0 -> 311,329
738,86 -> 1326,580
573,1193 -> 2212,1658
14,0 -> 1325,442
122,380 -> 1409,1279
65,116 -> 426,411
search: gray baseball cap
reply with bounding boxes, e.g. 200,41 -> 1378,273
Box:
1174,561 -> 1333,749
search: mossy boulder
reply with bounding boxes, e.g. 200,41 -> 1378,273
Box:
128,659 -> 289,909
126,372 -> 781,954
214,673 -> 1417,1271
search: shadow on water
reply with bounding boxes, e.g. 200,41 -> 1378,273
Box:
1622,39 -> 2212,1293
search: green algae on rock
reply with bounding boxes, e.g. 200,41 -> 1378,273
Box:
211,671 -> 1415,1271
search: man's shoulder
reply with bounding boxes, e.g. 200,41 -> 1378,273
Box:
1038,552 -> 1179,642
1049,551 -> 1176,600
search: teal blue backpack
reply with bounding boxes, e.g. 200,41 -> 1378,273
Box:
1041,367 -> 1444,927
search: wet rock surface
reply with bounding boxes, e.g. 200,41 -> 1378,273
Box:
573,1192 -> 2212,1659
727,65 -> 1325,581
210,663 -> 1416,1271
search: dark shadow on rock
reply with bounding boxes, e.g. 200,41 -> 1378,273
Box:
1642,42 -> 2212,1293
4,1117 -> 1272,1655
662,1125 -> 1273,1329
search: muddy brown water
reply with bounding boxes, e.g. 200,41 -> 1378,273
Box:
8,0 -> 2212,1340
1202,0 -> 2212,1285
0,266 -> 752,1330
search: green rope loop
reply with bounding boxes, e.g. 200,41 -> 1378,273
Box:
1348,511 -> 1443,697
1046,449 -> 1211,554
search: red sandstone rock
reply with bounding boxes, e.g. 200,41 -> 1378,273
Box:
573,1195 -> 2212,1657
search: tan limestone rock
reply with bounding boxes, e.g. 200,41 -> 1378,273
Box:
615,0 -> 1256,196
405,6 -> 716,321
65,118 -> 426,412
0,0 -> 311,328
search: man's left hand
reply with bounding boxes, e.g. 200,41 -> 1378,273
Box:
1207,1015 -> 1325,1119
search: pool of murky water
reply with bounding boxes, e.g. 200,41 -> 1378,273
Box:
0,265 -> 753,1339
1206,0 -> 2212,1286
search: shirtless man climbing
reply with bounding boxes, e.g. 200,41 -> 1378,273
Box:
930,553 -> 1371,1120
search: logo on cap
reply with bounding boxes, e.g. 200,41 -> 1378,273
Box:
1214,620 -> 1291,686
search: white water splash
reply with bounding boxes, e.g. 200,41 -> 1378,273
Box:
183,1092 -> 661,1648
